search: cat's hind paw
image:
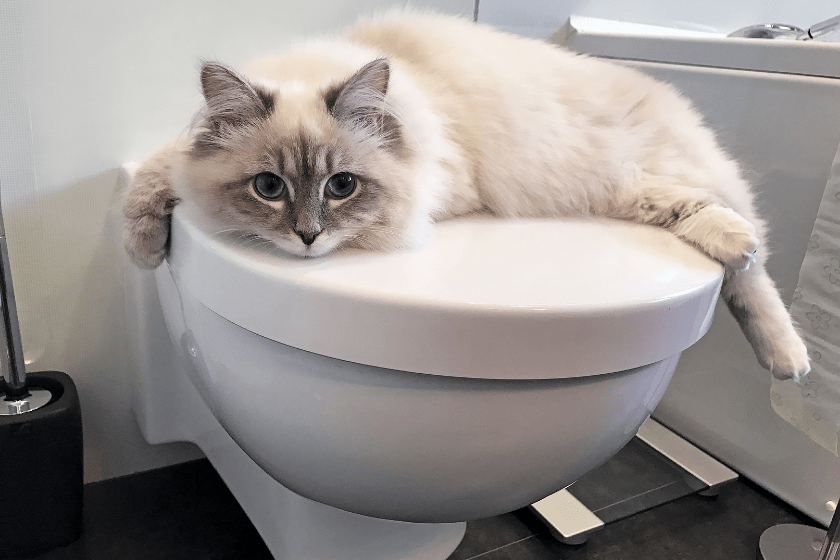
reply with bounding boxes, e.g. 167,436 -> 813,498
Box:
742,249 -> 758,272
674,205 -> 760,270
760,336 -> 811,382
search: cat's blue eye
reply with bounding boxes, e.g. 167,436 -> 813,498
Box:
253,172 -> 286,200
326,172 -> 356,199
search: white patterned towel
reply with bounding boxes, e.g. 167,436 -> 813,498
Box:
771,141 -> 840,456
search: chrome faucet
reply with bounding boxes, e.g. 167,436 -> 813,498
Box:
728,14 -> 840,41
805,14 -> 840,41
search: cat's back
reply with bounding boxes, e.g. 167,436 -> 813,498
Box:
346,14 -> 576,95
344,13 -> 703,217
344,13 -> 660,109
242,13 -> 684,132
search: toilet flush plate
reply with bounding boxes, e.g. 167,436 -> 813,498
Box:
169,202 -> 723,380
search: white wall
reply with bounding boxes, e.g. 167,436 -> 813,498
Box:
0,0 -> 474,483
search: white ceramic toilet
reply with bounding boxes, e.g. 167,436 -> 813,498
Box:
126,200 -> 723,560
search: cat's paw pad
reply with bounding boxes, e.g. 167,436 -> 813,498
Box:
124,213 -> 171,269
677,205 -> 759,270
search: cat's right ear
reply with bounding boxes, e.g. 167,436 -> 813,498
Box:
324,58 -> 390,126
324,59 -> 406,153
199,61 -> 274,130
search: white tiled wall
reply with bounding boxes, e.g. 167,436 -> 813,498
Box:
0,0 -> 473,483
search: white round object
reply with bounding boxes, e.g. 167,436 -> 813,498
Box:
169,203 -> 722,379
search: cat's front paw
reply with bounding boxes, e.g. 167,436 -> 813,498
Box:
124,212 -> 172,269
123,169 -> 179,269
676,205 -> 760,270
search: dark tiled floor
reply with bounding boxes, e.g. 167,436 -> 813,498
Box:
7,458 -> 817,560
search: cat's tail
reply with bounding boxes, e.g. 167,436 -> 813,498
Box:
721,264 -> 810,381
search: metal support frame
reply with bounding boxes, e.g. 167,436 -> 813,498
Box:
532,418 -> 738,545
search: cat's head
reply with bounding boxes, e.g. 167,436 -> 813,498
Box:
181,58 -> 416,257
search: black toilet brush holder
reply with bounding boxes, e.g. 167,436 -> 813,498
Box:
0,371 -> 83,558
0,183 -> 83,557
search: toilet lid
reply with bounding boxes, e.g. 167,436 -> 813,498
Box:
168,203 -> 723,379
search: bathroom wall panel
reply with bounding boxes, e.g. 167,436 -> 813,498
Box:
0,0 -> 473,483
481,2 -> 840,523
616,61 -> 840,527
477,0 -> 839,38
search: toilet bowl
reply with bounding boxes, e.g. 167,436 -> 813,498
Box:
128,201 -> 722,559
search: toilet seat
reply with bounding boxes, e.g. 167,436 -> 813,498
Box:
168,203 -> 722,380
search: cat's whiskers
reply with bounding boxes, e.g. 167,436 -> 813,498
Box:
213,227 -> 250,237
229,231 -> 265,250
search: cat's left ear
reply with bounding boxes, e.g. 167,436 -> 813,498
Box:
325,58 -> 390,128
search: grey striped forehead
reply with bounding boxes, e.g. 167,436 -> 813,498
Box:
276,133 -> 338,187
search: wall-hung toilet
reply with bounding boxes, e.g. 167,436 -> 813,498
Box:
127,200 -> 722,560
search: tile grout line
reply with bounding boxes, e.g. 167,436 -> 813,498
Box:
464,534 -> 537,560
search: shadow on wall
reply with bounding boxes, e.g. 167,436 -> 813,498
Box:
4,168 -> 201,482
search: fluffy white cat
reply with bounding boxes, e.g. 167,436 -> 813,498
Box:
123,13 -> 810,380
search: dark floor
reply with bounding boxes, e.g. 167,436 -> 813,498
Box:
6,458 -> 817,560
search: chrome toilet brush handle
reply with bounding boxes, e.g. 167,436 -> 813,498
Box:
1,196 -> 29,396
0,189 -> 51,414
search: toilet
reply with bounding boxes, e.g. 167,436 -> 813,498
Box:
126,200 -> 722,560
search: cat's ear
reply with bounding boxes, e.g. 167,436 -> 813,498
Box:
199,61 -> 274,129
325,59 -> 404,152
325,58 -> 390,127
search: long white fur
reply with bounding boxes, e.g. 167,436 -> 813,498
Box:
123,12 -> 810,380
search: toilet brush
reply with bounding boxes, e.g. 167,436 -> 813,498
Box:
0,188 -> 83,557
